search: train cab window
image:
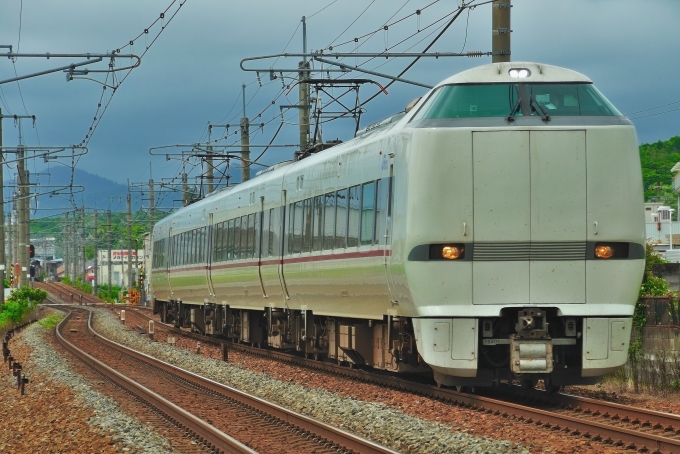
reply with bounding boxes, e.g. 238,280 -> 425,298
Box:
312,196 -> 323,251
323,192 -> 336,250
412,83 -> 621,120
348,185 -> 361,247
528,83 -> 620,116
361,181 -> 376,245
303,198 -> 313,253
335,189 -> 348,249
227,219 -> 235,260
412,84 -> 519,119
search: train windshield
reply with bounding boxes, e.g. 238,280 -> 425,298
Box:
412,83 -> 621,120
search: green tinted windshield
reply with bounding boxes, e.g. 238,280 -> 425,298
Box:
412,83 -> 621,120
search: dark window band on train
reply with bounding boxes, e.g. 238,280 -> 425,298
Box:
411,83 -> 621,120
153,176 -> 394,270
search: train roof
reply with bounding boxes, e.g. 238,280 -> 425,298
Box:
437,62 -> 592,86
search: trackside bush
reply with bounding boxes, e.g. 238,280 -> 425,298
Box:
0,287 -> 46,330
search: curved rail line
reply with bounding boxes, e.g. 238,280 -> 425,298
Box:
55,306 -> 256,454
54,304 -> 397,454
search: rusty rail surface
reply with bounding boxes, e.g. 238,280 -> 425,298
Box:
55,308 -> 256,454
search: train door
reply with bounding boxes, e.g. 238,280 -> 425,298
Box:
383,165 -> 397,300
206,213 -> 216,298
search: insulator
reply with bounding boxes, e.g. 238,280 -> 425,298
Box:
466,51 -> 484,58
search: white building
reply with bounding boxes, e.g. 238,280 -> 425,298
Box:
97,249 -> 143,288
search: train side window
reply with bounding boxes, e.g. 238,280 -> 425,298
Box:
227,219 -> 235,261
348,185 -> 361,248
303,198 -> 313,253
240,216 -> 248,259
323,192 -> 336,250
190,230 -> 196,264
361,181 -> 376,245
254,212 -> 260,259
262,210 -> 270,258
335,189 -> 348,249
375,179 -> 388,245
247,213 -> 255,259
287,204 -> 293,255
179,233 -> 184,265
213,224 -> 220,262
312,196 -> 323,251
268,208 -> 276,257
220,223 -> 226,262
233,217 -> 241,260
201,227 -> 207,263
293,200 -> 304,254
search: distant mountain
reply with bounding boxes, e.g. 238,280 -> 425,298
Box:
32,167 -> 139,213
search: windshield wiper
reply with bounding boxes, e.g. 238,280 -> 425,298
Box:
506,95 -> 522,122
506,86 -> 522,122
529,94 -> 551,122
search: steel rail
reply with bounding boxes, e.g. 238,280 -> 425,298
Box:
54,308 -> 256,454
82,308 -> 398,454
524,388 -> 680,435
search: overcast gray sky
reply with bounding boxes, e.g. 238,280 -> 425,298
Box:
1,0 -> 678,204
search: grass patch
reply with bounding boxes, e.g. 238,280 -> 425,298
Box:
38,314 -> 63,329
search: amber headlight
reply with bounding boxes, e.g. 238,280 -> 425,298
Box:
441,246 -> 462,260
594,244 -> 614,259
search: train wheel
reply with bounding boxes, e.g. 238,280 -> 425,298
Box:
521,379 -> 535,390
544,376 -> 561,394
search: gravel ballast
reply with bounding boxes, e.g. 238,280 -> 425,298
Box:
18,315 -> 179,454
93,307 -> 527,454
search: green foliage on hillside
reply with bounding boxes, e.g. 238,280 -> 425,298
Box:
31,210 -> 171,259
640,135 -> 680,204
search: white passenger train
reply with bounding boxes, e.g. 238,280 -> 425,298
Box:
150,62 -> 645,389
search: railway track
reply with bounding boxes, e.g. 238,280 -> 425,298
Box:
121,306 -> 680,454
52,302 -> 397,454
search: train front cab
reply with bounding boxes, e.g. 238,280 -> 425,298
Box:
401,64 -> 645,388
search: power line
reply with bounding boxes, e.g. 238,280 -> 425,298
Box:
625,99 -> 680,117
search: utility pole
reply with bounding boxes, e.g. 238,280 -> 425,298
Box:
81,206 -> 86,282
240,84 -> 251,183
149,178 -> 155,232
182,173 -> 188,206
492,0 -> 511,63
64,212 -> 69,282
0,109 -> 5,304
298,16 -> 311,153
17,146 -> 28,287
206,146 -> 214,194
127,193 -> 132,290
7,213 -> 12,281
72,209 -> 77,281
93,210 -> 98,296
107,209 -> 112,291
